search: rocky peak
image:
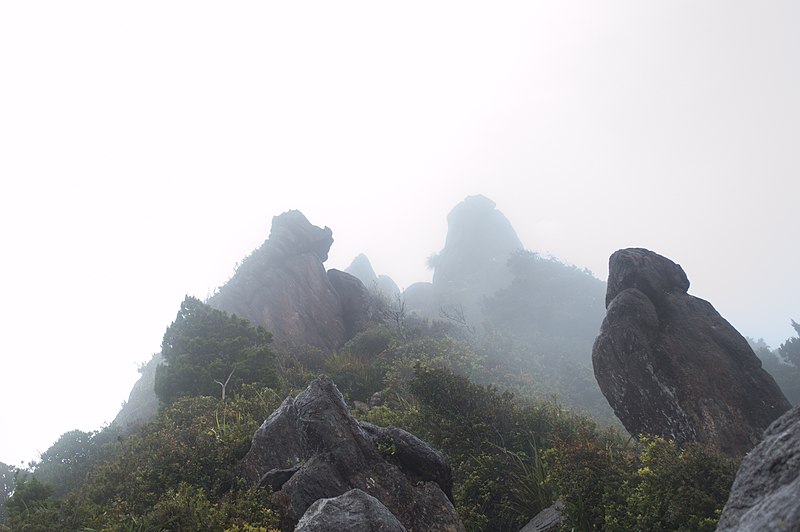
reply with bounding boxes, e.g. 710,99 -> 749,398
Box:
432,195 -> 523,289
593,248 -> 790,456
208,211 -> 366,351
605,248 -> 690,308
345,254 -> 378,286
263,210 -> 334,263
345,253 -> 401,298
408,195 -> 524,321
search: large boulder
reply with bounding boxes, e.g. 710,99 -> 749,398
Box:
295,489 -> 407,532
209,210 -> 367,350
241,376 -> 464,531
717,405 -> 800,531
592,248 -> 790,456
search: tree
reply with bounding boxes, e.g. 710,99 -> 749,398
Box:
32,430 -> 96,498
0,461 -> 16,525
751,337 -> 800,406
779,319 -> 800,368
155,296 -> 276,404
5,475 -> 61,530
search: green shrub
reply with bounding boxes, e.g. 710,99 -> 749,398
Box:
604,436 -> 738,532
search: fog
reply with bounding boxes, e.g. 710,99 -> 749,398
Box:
1,1 -> 797,466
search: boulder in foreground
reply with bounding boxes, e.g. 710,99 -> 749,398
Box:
241,375 -> 464,531
717,405 -> 800,531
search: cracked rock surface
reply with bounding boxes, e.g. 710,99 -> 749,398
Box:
592,248 -> 790,456
241,375 -> 464,531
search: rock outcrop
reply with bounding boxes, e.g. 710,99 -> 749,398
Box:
242,375 -> 464,531
592,248 -> 790,456
209,211 -> 368,350
295,489 -> 407,532
717,405 -> 800,531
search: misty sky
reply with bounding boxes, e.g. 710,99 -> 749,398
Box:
1,1 -> 798,466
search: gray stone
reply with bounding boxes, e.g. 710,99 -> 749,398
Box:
717,405 -> 800,531
593,248 -> 790,456
519,500 -> 565,532
294,488 -> 407,532
242,376 -> 464,531
360,422 -> 454,502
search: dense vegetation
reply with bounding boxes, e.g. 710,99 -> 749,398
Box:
479,251 -> 612,423
155,296 -> 277,404
3,289 -> 756,531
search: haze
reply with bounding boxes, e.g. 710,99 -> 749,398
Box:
1,1 -> 797,467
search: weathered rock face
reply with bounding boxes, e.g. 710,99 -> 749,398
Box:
592,248 -> 791,456
295,489 -> 407,532
242,376 -> 464,531
717,405 -> 800,531
209,211 -> 367,350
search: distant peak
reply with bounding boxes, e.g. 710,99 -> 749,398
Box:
345,253 -> 378,285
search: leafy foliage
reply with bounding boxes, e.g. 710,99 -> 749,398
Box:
4,475 -> 61,531
605,437 -> 738,532
361,365 -> 621,531
8,386 -> 283,531
155,296 -> 277,403
32,428 -> 121,499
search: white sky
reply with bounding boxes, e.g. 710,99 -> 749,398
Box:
1,1 -> 797,466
